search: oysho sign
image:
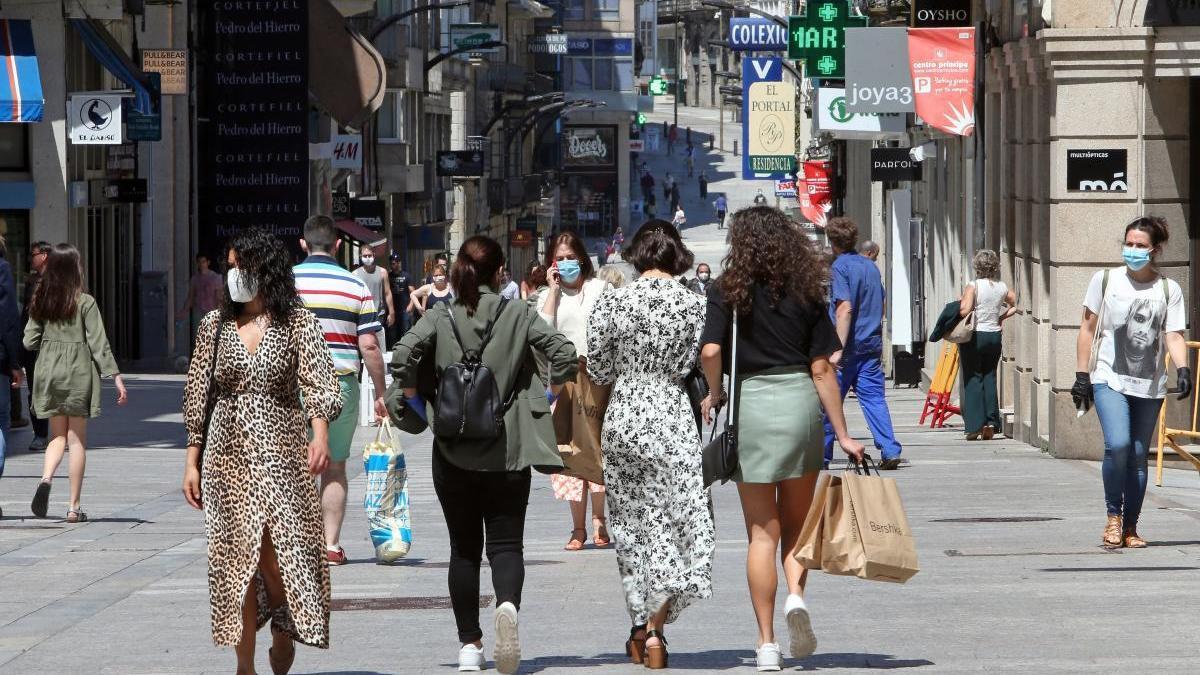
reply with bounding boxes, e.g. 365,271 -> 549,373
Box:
911,0 -> 972,28
729,17 -> 787,52
68,94 -> 123,145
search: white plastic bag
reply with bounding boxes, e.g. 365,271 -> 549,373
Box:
362,420 -> 412,562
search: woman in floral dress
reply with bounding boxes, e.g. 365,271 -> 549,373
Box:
181,228 -> 341,675
586,220 -> 714,670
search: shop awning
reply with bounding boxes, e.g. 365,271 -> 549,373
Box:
69,19 -> 156,114
0,19 -> 45,123
335,218 -> 388,252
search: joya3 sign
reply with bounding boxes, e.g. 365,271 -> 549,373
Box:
742,57 -> 796,180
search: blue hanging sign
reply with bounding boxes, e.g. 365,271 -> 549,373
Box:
729,17 -> 788,52
742,57 -> 796,181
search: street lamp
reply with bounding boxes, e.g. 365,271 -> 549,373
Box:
369,1 -> 472,41
481,92 -> 565,136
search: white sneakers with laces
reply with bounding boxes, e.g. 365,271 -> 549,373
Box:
457,644 -> 485,672
493,601 -> 521,674
756,642 -> 782,671
785,593 -> 817,658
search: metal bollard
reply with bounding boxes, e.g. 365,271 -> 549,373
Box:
708,135 -> 713,150
733,140 -> 738,157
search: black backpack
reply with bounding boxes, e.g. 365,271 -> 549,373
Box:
434,298 -> 516,441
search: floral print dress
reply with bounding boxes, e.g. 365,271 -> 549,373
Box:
182,307 -> 342,648
586,276 -> 715,625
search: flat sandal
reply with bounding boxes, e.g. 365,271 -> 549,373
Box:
1124,530 -> 1147,549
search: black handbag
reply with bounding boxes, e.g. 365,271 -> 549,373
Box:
434,299 -> 516,441
702,313 -> 739,487
683,366 -> 707,436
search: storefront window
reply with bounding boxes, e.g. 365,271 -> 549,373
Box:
564,0 -> 585,21
0,210 -> 32,297
560,174 -> 617,240
0,125 -> 29,171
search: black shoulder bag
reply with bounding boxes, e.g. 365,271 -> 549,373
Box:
434,298 -> 515,441
702,312 -> 739,486
197,320 -> 224,472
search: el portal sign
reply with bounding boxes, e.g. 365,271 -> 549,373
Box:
742,57 -> 796,180
788,0 -> 866,78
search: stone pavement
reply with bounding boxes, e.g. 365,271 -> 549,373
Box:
3,374 -> 1200,673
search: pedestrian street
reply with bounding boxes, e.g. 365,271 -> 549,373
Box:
3,377 -> 1200,673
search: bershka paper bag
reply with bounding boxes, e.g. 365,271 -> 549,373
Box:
794,473 -> 832,570
818,474 -> 866,576
842,470 -> 919,583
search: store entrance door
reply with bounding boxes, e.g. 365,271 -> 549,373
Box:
82,205 -> 138,359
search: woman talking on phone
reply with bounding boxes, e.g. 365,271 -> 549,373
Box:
1073,215 -> 1188,549
536,231 -> 613,550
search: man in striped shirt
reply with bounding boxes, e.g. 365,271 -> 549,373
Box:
295,215 -> 388,565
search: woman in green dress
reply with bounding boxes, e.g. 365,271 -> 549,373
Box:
25,244 -> 128,522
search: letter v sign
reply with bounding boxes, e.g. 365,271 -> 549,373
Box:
750,58 -> 775,81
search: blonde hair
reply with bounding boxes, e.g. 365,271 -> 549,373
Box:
973,249 -> 1001,281
597,264 -> 627,289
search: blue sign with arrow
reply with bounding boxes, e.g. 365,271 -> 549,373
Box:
729,17 -> 787,52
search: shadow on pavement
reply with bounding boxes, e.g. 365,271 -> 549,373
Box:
796,653 -> 937,670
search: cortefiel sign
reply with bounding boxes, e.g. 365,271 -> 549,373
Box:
1066,149 -> 1128,192
68,93 -> 123,144
729,17 -> 787,52
814,87 -> 906,138
845,27 -> 914,113
911,0 -> 972,28
742,57 -> 796,180
870,148 -> 923,181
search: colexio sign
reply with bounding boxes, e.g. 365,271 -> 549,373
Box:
911,0 -> 971,28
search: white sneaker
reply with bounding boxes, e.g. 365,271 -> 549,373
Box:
458,644 -> 485,672
756,642 -> 782,672
785,593 -> 817,659
493,601 -> 521,674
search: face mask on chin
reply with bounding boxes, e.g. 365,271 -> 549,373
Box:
227,268 -> 258,303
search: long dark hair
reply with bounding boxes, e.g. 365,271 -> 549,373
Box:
220,228 -> 302,322
29,243 -> 84,323
718,206 -> 828,312
546,231 -> 595,280
451,236 -> 504,315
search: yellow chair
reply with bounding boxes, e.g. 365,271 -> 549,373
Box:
1154,342 -> 1200,486
920,342 -> 961,429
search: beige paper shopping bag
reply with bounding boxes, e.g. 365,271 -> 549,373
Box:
818,474 -> 867,576
793,472 -> 831,570
842,471 -> 919,583
555,369 -> 610,486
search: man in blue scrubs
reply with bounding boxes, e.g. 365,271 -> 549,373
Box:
823,217 -> 904,470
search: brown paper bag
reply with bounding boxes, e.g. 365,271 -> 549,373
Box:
554,369 -> 610,485
818,474 -> 866,576
842,471 -> 919,583
793,473 -> 831,570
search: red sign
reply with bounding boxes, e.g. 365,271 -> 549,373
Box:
798,160 -> 832,228
511,230 -> 534,248
908,27 -> 975,136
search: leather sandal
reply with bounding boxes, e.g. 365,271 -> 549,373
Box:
593,517 -> 611,547
268,630 -> 296,675
626,624 -> 647,665
644,630 -> 668,670
564,528 -> 586,551
1102,515 -> 1123,549
66,509 -> 87,523
1124,530 -> 1147,549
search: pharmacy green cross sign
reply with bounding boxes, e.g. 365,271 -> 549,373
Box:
787,0 -> 866,78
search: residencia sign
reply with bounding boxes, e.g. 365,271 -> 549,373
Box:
742,57 -> 796,180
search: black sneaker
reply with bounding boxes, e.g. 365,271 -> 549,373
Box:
31,480 -> 51,518
28,436 -> 48,452
879,457 -> 903,471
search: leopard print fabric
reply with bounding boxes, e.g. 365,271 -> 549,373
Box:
183,307 -> 342,648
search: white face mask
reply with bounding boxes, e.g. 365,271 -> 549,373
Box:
227,268 -> 258,303
361,256 -> 375,266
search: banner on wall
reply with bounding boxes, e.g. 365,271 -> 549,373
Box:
742,57 -> 796,180
799,160 -> 832,228
907,27 -> 975,136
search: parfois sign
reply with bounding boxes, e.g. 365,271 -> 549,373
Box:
742,57 -> 796,180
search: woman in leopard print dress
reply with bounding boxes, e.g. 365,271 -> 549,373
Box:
182,228 -> 341,674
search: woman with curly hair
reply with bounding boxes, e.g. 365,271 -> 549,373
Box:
958,249 -> 1017,440
698,206 -> 864,671
25,243 -> 128,523
181,228 -> 342,674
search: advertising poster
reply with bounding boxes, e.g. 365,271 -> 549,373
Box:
908,27 -> 975,136
799,160 -> 832,227
742,57 -> 796,180
845,27 -> 914,113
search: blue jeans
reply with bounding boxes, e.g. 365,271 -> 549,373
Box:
1093,384 -> 1162,530
823,351 -> 903,461
0,373 -> 11,479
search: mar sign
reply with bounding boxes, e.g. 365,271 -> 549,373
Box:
742,57 -> 796,181
788,0 -> 866,78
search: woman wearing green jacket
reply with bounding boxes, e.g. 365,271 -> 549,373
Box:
387,235 -> 577,675
25,244 -> 127,522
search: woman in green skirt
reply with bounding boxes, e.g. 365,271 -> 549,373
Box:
957,249 -> 1017,440
700,206 -> 864,671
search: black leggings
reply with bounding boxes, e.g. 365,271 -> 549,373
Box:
432,449 -> 531,643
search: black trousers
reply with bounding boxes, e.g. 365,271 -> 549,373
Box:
432,449 -> 531,643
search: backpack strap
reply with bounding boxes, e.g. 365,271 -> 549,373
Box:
1161,277 -> 1169,304
445,297 -> 509,361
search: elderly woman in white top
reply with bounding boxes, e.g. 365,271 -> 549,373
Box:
538,231 -> 613,550
958,249 -> 1018,440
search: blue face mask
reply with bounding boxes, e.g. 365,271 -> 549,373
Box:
557,259 -> 582,284
1123,246 -> 1152,271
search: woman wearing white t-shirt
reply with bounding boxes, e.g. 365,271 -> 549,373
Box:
538,232 -> 614,550
958,250 -> 1018,440
1073,216 -> 1191,549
